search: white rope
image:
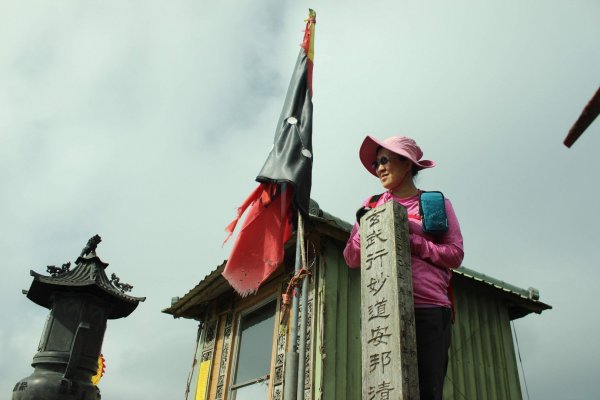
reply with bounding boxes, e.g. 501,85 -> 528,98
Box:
512,320 -> 531,400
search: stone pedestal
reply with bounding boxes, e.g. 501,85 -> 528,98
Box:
360,201 -> 419,399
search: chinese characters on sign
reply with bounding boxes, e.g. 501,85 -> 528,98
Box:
360,201 -> 419,400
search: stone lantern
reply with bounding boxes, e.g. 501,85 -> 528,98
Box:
12,235 -> 145,400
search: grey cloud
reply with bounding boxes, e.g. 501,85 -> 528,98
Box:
2,1 -> 599,399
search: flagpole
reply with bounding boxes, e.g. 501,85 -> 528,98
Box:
297,212 -> 309,399
284,212 -> 303,400
224,10 -> 315,399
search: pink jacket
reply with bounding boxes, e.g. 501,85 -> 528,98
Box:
343,191 -> 464,308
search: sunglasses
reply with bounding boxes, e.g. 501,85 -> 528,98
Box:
371,155 -> 405,170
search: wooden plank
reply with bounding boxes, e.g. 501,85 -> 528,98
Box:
197,317 -> 219,400
359,201 -> 419,399
346,260 -> 362,400
314,254 -> 326,400
336,248 -> 349,400
208,315 -> 225,400
322,242 -> 339,400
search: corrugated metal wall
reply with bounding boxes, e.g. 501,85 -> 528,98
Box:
445,277 -> 522,400
315,238 -> 362,400
314,238 -> 523,400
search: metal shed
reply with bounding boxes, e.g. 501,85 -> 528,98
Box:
164,202 -> 551,400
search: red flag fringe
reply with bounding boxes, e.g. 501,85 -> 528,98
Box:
222,183 -> 293,297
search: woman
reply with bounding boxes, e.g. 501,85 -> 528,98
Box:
343,135 -> 464,400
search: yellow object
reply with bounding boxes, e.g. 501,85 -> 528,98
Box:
305,9 -> 316,62
91,354 -> 106,385
195,360 -> 211,400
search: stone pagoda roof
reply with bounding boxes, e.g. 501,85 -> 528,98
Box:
26,236 -> 146,319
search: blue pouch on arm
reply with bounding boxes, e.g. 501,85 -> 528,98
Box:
419,191 -> 449,234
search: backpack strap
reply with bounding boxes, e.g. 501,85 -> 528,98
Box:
367,193 -> 383,208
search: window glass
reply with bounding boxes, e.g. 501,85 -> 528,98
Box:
231,300 -> 276,392
231,380 -> 270,399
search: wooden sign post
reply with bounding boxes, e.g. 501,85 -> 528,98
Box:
360,201 -> 419,400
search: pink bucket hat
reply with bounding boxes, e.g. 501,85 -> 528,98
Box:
359,135 -> 436,176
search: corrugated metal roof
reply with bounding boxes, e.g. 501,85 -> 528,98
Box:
454,266 -> 537,301
162,261 -> 227,319
453,266 -> 551,320
164,201 -> 552,320
309,199 -> 353,233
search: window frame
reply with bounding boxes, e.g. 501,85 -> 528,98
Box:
227,294 -> 279,400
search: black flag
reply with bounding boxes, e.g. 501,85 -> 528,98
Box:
256,10 -> 316,216
222,10 -> 316,296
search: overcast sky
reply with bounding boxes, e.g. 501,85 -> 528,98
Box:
1,1 -> 599,399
